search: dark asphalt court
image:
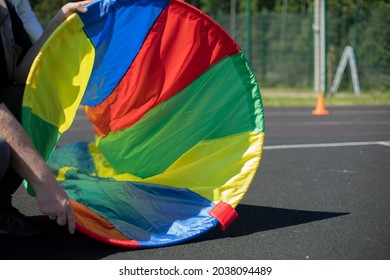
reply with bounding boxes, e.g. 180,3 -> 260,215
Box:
1,105 -> 389,260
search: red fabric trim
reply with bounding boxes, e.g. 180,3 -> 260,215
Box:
209,201 -> 238,230
75,223 -> 140,249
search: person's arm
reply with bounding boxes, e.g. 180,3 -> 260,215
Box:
0,103 -> 75,233
12,0 -> 43,42
13,0 -> 93,84
0,1 -> 94,233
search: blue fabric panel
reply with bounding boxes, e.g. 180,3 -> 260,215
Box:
48,142 -> 96,176
138,215 -> 219,248
78,0 -> 170,106
60,168 -> 218,246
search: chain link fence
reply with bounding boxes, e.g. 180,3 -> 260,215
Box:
31,1 -> 389,93
214,6 -> 389,93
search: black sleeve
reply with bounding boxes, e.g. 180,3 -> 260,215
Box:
5,0 -> 33,65
0,35 -> 7,100
0,0 -> 33,99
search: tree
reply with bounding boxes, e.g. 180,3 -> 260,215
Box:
30,0 -> 68,26
199,0 -> 230,14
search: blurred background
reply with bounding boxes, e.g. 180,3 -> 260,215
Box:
29,0 -> 390,105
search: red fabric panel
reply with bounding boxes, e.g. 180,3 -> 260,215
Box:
86,0 -> 239,136
209,201 -> 239,230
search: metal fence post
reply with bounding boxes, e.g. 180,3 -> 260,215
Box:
246,0 -> 252,64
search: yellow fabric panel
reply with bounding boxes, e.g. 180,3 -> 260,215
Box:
214,132 -> 264,208
57,166 -> 77,181
88,142 -> 142,181
146,132 -> 264,207
90,132 -> 264,207
23,14 -> 94,133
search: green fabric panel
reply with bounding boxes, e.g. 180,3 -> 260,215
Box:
97,52 -> 264,178
22,107 -> 60,160
231,52 -> 264,133
22,107 -> 61,195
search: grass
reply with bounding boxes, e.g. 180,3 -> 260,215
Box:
260,88 -> 390,107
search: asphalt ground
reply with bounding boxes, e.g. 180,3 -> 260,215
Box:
1,105 -> 389,260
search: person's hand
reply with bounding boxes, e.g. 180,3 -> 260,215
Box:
13,0 -> 95,84
60,0 -> 95,19
34,174 -> 75,234
1,104 -> 76,234
52,0 -> 94,25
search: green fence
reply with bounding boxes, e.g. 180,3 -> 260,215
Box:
31,1 -> 389,93
214,7 -> 389,93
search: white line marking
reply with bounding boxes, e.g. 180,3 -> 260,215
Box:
265,110 -> 390,116
266,121 -> 390,126
263,141 -> 390,150
378,141 -> 390,147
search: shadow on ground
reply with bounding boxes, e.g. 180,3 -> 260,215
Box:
196,204 -> 349,242
0,204 -> 348,260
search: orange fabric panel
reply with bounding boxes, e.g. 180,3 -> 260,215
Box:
86,0 -> 239,136
71,200 -> 129,241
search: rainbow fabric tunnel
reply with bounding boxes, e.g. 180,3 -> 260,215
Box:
22,0 -> 264,248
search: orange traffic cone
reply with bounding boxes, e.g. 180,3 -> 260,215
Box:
312,94 -> 329,115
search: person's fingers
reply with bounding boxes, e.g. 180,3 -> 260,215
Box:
46,203 -> 74,233
80,1 -> 94,9
56,212 -> 67,226
71,1 -> 94,13
75,3 -> 89,13
62,0 -> 93,17
67,204 -> 76,234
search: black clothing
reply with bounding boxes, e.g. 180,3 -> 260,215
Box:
0,0 -> 32,207
0,0 -> 32,96
0,84 -> 25,207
